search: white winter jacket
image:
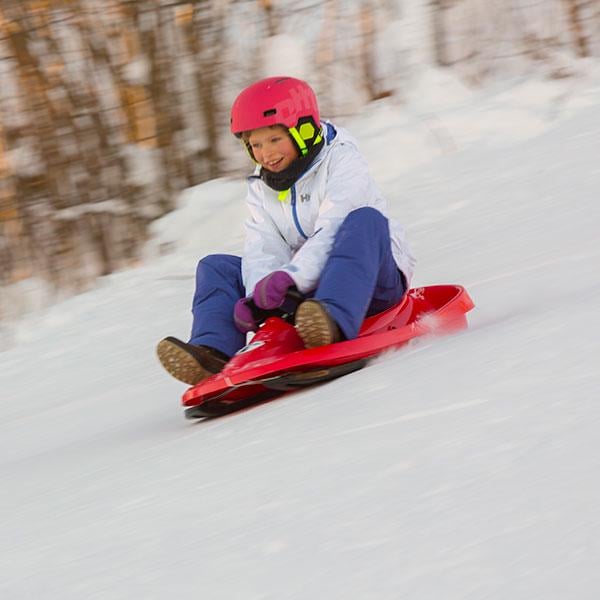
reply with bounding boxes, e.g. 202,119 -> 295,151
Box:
242,121 -> 416,294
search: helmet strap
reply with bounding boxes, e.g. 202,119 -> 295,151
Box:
242,139 -> 258,163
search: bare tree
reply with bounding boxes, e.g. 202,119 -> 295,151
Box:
0,0 -> 236,304
358,0 -> 392,101
259,0 -> 278,37
178,1 -> 228,180
562,0 -> 591,57
431,0 -> 452,68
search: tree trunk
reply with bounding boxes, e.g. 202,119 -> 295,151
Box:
431,0 -> 451,67
184,1 -> 225,181
259,0 -> 277,37
562,0 -> 590,57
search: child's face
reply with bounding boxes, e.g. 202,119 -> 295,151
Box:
246,126 -> 299,172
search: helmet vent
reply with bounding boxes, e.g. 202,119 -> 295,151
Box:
263,109 -> 277,117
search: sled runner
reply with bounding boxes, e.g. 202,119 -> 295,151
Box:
182,285 -> 474,419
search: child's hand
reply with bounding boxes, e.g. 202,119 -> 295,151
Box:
233,297 -> 259,333
253,271 -> 295,310
234,271 -> 297,333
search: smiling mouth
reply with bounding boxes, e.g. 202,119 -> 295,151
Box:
266,158 -> 284,170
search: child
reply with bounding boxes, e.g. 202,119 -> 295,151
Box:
157,76 -> 415,385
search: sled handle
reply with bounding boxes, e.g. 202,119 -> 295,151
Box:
285,287 -> 305,305
247,287 -> 305,324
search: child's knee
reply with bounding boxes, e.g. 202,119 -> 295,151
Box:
339,207 -> 388,237
344,206 -> 386,228
196,254 -> 241,278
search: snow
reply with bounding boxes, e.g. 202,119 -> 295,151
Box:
262,34 -> 309,81
122,56 -> 151,86
2,69 -> 600,599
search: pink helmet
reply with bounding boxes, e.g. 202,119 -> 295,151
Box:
230,76 -> 320,137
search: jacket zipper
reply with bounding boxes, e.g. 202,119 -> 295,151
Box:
291,185 -> 308,240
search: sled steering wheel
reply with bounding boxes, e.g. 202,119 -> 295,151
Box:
246,287 -> 305,325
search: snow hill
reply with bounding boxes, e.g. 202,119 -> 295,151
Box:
2,69 -> 600,599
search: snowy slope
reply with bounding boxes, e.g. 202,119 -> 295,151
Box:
2,71 -> 600,599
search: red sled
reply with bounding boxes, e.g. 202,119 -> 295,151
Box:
182,284 -> 475,419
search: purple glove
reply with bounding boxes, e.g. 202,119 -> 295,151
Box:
233,297 -> 259,333
253,271 -> 295,310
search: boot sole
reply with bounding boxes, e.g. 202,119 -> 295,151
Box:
156,339 -> 211,386
295,300 -> 339,348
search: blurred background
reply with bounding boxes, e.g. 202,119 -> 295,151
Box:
2,5 -> 600,596
0,0 -> 598,323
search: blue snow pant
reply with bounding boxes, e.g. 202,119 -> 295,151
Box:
189,207 -> 407,357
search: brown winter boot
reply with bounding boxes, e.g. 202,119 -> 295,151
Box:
294,300 -> 342,348
156,337 -> 228,385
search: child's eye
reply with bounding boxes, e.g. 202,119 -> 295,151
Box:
271,137 -> 281,143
